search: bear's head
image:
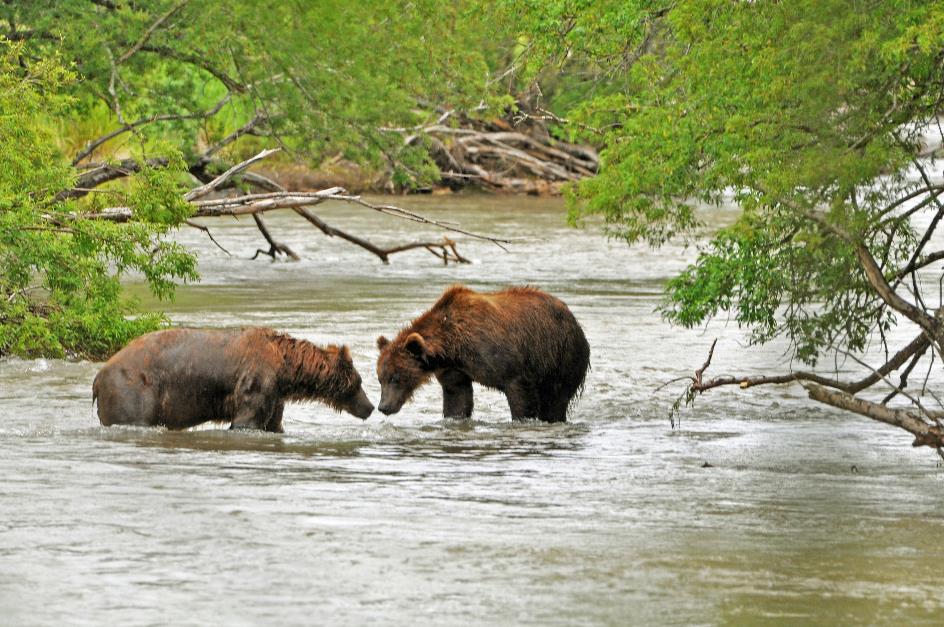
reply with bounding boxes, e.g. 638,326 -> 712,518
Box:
375,332 -> 434,415
322,346 -> 375,419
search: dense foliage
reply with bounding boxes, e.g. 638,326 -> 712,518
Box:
506,0 -> 944,368
0,1 -> 505,358
484,0 -> 944,448
0,40 -> 196,357
4,0 -> 501,180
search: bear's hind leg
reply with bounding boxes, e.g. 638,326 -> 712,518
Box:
437,369 -> 474,419
505,380 -> 540,421
539,393 -> 570,423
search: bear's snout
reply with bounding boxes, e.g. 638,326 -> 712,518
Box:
377,386 -> 403,416
347,387 -> 375,420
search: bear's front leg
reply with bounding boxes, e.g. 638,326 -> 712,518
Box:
263,401 -> 285,433
229,391 -> 276,431
436,369 -> 474,419
504,379 -> 540,421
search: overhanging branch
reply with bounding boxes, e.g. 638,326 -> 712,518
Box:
687,331 -> 930,396
804,383 -> 944,450
72,92 -> 233,165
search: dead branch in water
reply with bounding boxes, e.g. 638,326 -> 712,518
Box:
250,213 -> 299,261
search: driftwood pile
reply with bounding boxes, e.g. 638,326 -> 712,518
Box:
394,111 -> 600,194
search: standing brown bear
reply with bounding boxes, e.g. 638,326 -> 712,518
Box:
376,285 -> 590,422
93,327 -> 374,432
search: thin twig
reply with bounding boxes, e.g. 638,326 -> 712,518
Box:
184,219 -> 230,255
73,93 -> 233,165
116,1 -> 190,65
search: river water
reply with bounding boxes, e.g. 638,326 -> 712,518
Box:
1,195 -> 943,625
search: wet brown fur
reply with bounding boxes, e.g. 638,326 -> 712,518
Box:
376,285 -> 590,422
93,327 -> 372,432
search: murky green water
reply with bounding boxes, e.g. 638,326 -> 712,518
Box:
2,195 -> 943,625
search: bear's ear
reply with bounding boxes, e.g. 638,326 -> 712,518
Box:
376,336 -> 390,351
339,345 -> 352,362
404,332 -> 427,360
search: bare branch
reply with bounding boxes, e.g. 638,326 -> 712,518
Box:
382,107 -> 599,192
76,149 -> 502,264
686,331 -> 931,396
693,338 -> 717,388
183,148 -> 281,201
876,184 -> 944,222
804,383 -> 944,449
250,214 -> 299,261
190,189 -> 344,215
892,250 -> 944,281
116,1 -> 190,65
829,342 -> 938,420
328,194 -> 512,248
72,93 -> 232,165
184,219 -> 230,255
293,207 -> 468,264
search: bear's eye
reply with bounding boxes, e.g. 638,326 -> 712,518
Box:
391,373 -> 401,385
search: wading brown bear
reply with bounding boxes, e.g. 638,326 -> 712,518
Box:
93,327 -> 374,432
376,285 -> 590,422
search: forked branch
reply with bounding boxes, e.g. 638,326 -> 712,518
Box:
670,335 -> 944,452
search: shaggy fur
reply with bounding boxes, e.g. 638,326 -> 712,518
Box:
376,285 -> 590,422
93,327 -> 373,432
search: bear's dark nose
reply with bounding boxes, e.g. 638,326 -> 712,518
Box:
378,403 -> 394,416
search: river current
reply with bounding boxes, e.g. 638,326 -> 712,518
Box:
1,195 -> 943,625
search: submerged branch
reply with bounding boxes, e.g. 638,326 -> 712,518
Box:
250,213 -> 299,261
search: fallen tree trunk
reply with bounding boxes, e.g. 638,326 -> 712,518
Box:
75,149 -> 509,264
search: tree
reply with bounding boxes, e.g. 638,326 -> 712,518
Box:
0,40 -> 196,358
505,0 -> 944,454
0,1 -> 508,358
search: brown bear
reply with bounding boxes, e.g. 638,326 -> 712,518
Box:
375,285 -> 590,422
93,327 -> 373,432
